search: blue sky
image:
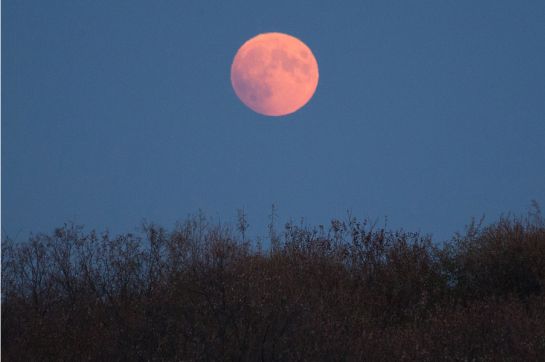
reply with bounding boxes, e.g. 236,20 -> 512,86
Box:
3,0 -> 545,241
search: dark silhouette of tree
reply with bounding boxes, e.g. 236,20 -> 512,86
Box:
2,207 -> 545,361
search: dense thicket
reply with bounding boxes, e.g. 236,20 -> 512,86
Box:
2,209 -> 545,361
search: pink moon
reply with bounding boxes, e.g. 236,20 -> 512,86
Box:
230,32 -> 319,117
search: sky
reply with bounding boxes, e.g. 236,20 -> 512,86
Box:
3,0 -> 545,242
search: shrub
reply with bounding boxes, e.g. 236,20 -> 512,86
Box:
2,210 -> 544,360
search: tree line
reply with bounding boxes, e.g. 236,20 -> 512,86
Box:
2,207 -> 545,361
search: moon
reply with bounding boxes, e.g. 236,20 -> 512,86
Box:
231,32 -> 319,117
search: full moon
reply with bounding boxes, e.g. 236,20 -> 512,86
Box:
231,32 -> 319,116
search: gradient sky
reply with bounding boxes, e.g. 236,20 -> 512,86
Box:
3,1 -> 545,242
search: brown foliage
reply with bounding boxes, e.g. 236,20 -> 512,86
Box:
2,210 -> 545,361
